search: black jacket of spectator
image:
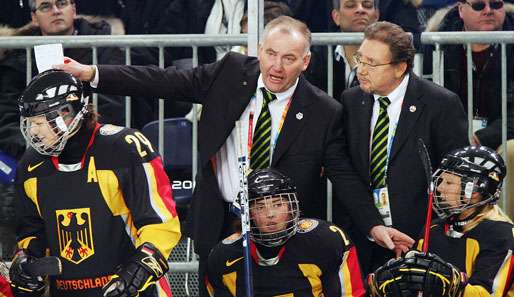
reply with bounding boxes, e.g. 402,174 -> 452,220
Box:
0,0 -> 31,27
0,17 -> 130,160
425,4 -> 514,149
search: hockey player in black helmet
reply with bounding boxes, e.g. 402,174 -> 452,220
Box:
11,69 -> 181,297
369,145 -> 514,297
207,168 -> 366,296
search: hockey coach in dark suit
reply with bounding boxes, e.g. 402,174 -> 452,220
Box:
336,21 -> 469,276
58,16 -> 410,296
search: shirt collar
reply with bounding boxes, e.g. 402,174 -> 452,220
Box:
373,74 -> 410,104
334,45 -> 349,65
257,74 -> 298,102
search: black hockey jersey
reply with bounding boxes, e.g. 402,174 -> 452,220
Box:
15,124 -> 180,297
418,219 -> 514,296
206,219 -> 365,297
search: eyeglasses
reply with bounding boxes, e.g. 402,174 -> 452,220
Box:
353,53 -> 393,69
464,0 -> 504,11
34,0 -> 72,13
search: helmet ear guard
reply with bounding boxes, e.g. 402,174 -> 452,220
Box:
19,69 -> 89,156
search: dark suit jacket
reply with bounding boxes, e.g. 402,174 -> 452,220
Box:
94,52 -> 368,257
337,74 -> 468,250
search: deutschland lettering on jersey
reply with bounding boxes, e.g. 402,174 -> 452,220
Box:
16,124 -> 180,297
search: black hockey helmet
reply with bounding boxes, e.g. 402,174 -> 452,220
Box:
247,168 -> 300,247
19,69 -> 89,156
432,145 -> 506,220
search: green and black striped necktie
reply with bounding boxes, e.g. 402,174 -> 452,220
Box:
370,96 -> 391,189
250,88 -> 277,170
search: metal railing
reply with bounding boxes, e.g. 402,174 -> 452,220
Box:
0,31 -> 512,277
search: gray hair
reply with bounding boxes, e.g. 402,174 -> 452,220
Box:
332,0 -> 380,10
261,15 -> 311,54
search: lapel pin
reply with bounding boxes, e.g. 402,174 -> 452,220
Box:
409,105 -> 416,112
296,112 -> 303,120
242,81 -> 247,86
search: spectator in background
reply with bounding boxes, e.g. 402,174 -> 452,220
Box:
305,0 -> 380,100
204,0 -> 246,61
0,0 -> 31,27
425,0 -> 514,150
379,0 -> 422,35
424,0 -> 514,218
417,0 -> 457,30
231,1 -> 293,55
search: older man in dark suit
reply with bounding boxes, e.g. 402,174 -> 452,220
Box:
337,21 -> 469,277
57,16 -> 413,296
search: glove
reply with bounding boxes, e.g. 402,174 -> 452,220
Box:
368,250 -> 467,297
9,250 -> 46,295
102,243 -> 169,297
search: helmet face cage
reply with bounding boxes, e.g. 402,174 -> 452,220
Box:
249,192 -> 300,247
20,103 -> 87,156
432,169 -> 481,219
432,146 -> 505,220
19,70 -> 88,156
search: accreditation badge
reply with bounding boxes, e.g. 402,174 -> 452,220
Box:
373,187 -> 392,226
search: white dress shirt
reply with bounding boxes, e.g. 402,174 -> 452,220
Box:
369,74 -> 410,159
214,75 -> 297,202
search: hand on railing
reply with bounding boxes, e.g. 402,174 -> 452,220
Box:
53,57 -> 96,82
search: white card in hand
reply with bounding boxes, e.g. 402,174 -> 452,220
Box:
34,43 -> 64,73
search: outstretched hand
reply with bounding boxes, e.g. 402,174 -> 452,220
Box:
53,57 -> 96,82
370,225 -> 415,257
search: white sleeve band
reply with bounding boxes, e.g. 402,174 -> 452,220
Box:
90,65 -> 99,88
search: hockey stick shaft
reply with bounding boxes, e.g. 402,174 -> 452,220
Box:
417,138 -> 434,253
235,121 -> 254,297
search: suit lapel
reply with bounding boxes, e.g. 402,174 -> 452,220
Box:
389,74 -> 425,162
271,77 -> 314,166
202,60 -> 259,165
358,93 -> 374,178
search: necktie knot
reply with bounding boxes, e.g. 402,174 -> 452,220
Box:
261,87 -> 277,105
378,96 -> 391,110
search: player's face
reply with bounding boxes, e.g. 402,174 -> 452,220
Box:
332,0 -> 379,33
258,28 -> 311,93
27,115 -> 60,147
436,172 -> 463,207
458,0 -> 505,32
356,39 -> 407,96
31,0 -> 76,36
251,196 -> 291,234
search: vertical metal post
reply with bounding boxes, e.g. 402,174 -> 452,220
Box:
192,46 -> 199,183
158,46 -> 165,159
26,47 -> 32,85
432,43 -> 441,86
326,45 -> 334,222
92,47 -> 98,110
125,47 -> 132,128
247,0 -> 264,56
466,44 -> 474,142
501,43 -> 508,212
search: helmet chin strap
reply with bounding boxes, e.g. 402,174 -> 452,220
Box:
450,204 -> 486,232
